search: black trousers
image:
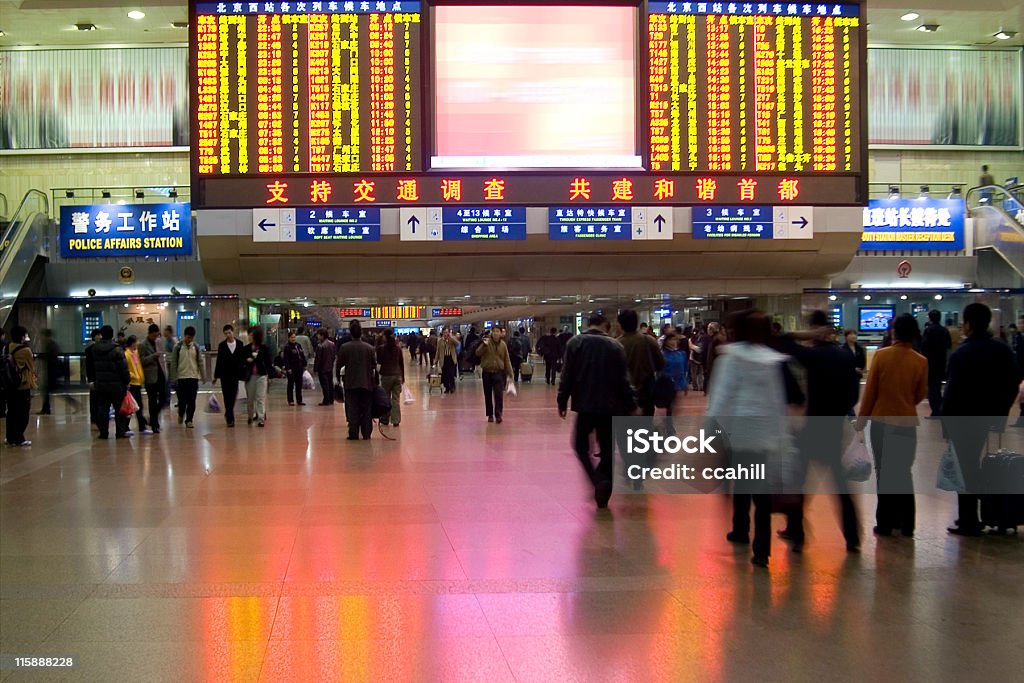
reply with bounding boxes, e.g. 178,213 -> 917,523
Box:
927,364 -> 944,416
88,389 -> 101,428
544,359 -> 557,384
732,493 -> 773,559
128,385 -> 148,432
0,383 -> 7,417
482,371 -> 505,418
176,379 -> 199,423
5,388 -> 31,444
345,388 -> 373,439
221,378 -> 239,425
287,374 -> 303,404
441,357 -> 457,393
574,412 -> 615,490
146,376 -> 165,432
318,371 -> 334,404
949,422 -> 991,531
870,422 -> 917,534
786,420 -> 860,545
96,389 -> 129,438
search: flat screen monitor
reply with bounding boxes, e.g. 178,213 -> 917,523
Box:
858,306 -> 895,333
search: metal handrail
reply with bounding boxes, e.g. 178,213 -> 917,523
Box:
867,181 -> 967,199
0,190 -> 52,327
0,193 -> 8,221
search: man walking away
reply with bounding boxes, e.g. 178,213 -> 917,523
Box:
376,328 -> 405,427
282,331 -> 308,406
84,328 -> 103,429
314,330 -> 337,405
92,325 -> 131,439
921,309 -> 952,417
617,309 -> 665,417
537,328 -> 561,385
169,326 -> 205,428
510,330 -> 525,383
943,303 -> 1021,536
426,330 -> 439,368
558,313 -> 637,509
337,320 -> 377,440
5,326 -> 36,447
475,326 -> 514,423
139,324 -> 168,433
214,324 -> 246,427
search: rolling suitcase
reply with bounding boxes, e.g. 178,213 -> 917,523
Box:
427,371 -> 443,394
520,361 -> 534,383
980,436 -> 1024,533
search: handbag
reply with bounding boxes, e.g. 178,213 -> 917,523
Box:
119,391 -> 139,416
372,385 -> 392,419
936,441 -> 966,493
842,431 -> 873,482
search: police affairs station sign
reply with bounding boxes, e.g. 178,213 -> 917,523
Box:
860,198 -> 965,251
60,204 -> 193,259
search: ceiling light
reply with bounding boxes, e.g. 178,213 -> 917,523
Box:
900,12 -> 919,21
828,294 -> 838,301
864,295 -> 872,301
916,24 -> 939,33
995,30 -> 1017,40
0,30 -> 6,37
900,295 -> 909,300
75,23 -> 96,31
127,10 -> 145,20
171,21 -> 188,29
934,294 -> 943,301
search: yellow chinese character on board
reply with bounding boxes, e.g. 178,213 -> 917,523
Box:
442,179 -> 462,202
654,178 -> 675,201
310,180 -> 332,204
611,178 -> 634,202
695,178 -> 717,202
483,178 -> 506,201
569,177 -> 591,201
396,179 -> 419,202
737,178 -> 758,202
266,180 -> 289,204
777,178 -> 800,202
353,179 -> 377,203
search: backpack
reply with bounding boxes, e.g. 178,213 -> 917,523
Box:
466,338 -> 483,366
1,344 -> 28,390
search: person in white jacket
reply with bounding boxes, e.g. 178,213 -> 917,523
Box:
706,310 -> 794,569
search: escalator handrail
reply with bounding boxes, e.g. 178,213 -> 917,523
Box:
0,189 -> 49,254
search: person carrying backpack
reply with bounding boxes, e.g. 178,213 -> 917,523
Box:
4,326 -> 36,447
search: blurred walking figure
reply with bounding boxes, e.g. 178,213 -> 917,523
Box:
856,314 -> 927,538
314,329 -> 337,406
169,326 -> 205,428
282,331 -> 308,406
921,309 -> 952,417
337,320 -> 377,440
4,326 -> 36,447
37,329 -> 73,415
475,326 -> 514,424
438,327 -> 459,394
376,328 -> 405,427
92,325 -> 130,440
707,310 -> 793,569
243,327 -> 273,427
558,313 -> 637,509
213,324 -> 246,427
537,328 -> 561,385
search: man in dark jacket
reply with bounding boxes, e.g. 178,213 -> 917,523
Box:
943,303 -> 1022,536
213,324 -> 246,427
314,330 -> 337,405
558,313 -> 637,509
139,324 -> 168,433
778,311 -> 862,552
617,309 -> 665,416
921,309 -> 952,417
337,320 -> 377,440
92,325 -> 130,439
536,328 -> 561,385
84,328 -> 103,429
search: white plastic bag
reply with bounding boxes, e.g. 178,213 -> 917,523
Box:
842,431 -> 873,482
402,384 -> 415,404
936,441 -> 966,492
505,381 -> 518,397
205,395 -> 221,413
237,379 -> 247,401
302,370 -> 315,391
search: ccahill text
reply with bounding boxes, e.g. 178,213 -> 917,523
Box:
67,237 -> 186,251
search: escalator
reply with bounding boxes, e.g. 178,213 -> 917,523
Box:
0,190 -> 51,328
968,184 -> 1024,279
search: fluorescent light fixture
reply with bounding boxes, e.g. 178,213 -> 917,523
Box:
934,294 -> 943,301
900,295 -> 909,300
900,12 -> 919,21
171,21 -> 188,29
916,24 -> 939,32
0,30 -> 6,37
127,10 -> 145,19
919,185 -> 930,197
828,294 -> 838,301
888,185 -> 900,198
864,295 -> 872,301
995,30 -> 1017,40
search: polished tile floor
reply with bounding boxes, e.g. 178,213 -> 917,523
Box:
1,370 -> 1022,682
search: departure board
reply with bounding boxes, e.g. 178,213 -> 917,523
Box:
193,1 -> 422,176
647,2 -> 863,174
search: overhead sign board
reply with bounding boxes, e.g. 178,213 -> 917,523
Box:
442,207 -> 527,241
860,198 -> 965,251
60,203 -> 192,258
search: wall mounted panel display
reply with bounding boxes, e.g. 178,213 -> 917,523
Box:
59,203 -> 192,258
647,2 -> 863,174
860,198 -> 965,251
868,48 -> 1022,149
1,47 -> 188,151
192,1 -> 422,177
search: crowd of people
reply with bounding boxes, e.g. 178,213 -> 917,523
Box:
3,304 -> 1022,570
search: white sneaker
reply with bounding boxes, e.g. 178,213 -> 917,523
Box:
123,430 -> 135,437
141,428 -> 154,435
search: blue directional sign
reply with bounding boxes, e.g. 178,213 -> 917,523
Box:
442,207 -> 527,241
60,203 -> 192,258
548,207 -> 633,240
296,207 -> 381,242
692,205 -> 772,239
